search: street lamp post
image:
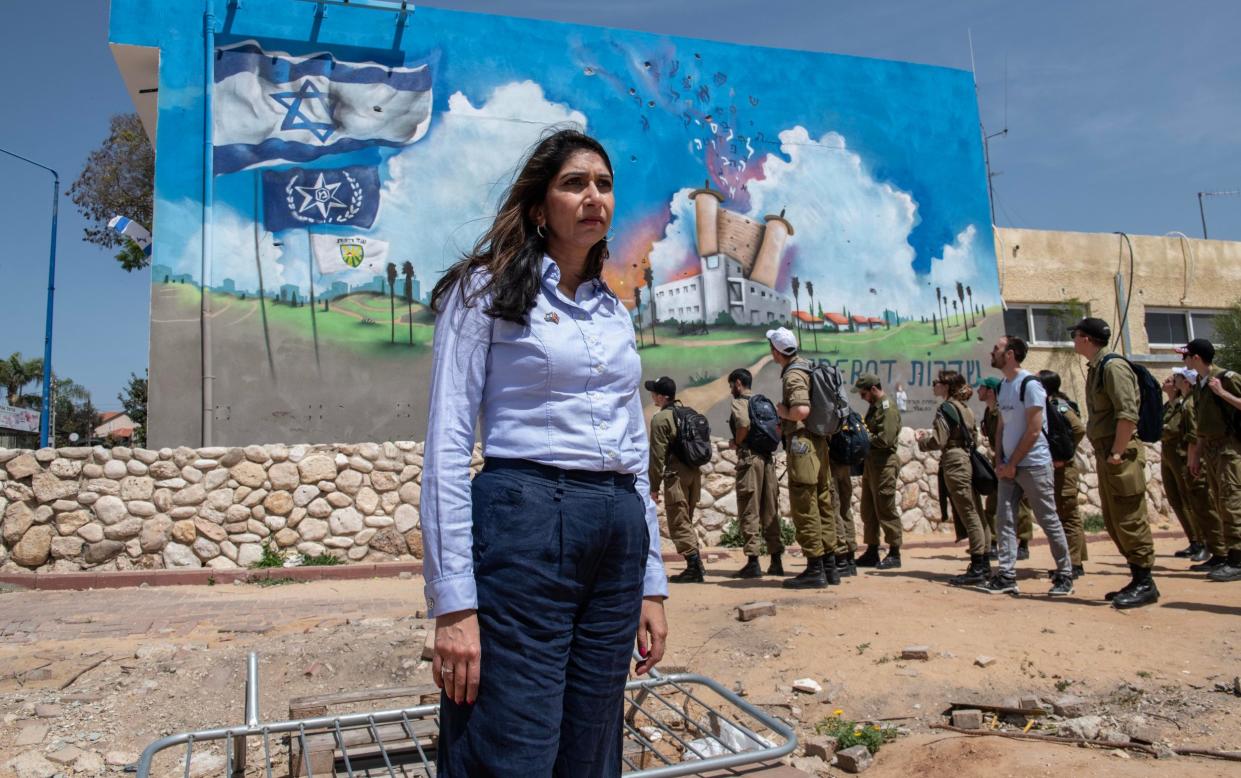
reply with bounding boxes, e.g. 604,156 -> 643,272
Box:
0,147 -> 59,449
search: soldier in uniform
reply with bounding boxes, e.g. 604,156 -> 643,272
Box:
917,370 -> 989,585
1070,317 -> 1158,607
831,457 -> 858,578
1181,338 -> 1241,581
978,378 -> 1034,559
1160,370 -> 1207,563
1039,370 -> 1088,578
766,327 -> 840,589
855,374 -> 903,569
647,376 -> 704,583
726,368 -> 783,578
1171,368 -> 1218,564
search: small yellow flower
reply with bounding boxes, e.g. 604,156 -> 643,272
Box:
833,709 -> 844,717
872,725 -> 882,731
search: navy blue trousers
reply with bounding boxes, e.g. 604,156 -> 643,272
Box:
438,458 -> 650,777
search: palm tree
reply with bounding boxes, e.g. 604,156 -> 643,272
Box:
936,286 -> 948,344
967,285 -> 977,327
952,299 -> 959,328
633,287 -> 645,348
386,262 -> 398,343
791,276 -> 802,349
0,353 -> 43,407
642,260 -> 657,346
956,281 -> 969,338
402,261 -> 416,344
805,280 -> 819,353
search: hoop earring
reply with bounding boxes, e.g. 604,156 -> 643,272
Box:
604,229 -> 615,242
536,224 -> 547,239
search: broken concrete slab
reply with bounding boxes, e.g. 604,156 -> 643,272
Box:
14,722 -> 49,746
900,645 -> 930,660
834,744 -> 873,773
974,655 -> 995,668
951,709 -> 983,730
1051,694 -> 1090,717
803,734 -> 838,761
736,601 -> 777,622
792,678 -> 822,694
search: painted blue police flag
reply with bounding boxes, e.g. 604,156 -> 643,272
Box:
213,40 -> 433,174
262,166 -> 380,231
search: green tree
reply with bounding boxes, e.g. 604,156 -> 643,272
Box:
386,262 -> 399,343
805,281 -> 819,353
0,353 -> 43,407
67,113 -> 155,271
401,261 -> 416,344
642,260 -> 657,346
1211,300 -> 1241,372
118,371 -> 148,447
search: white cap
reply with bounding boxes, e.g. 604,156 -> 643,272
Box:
766,327 -> 798,355
1172,366 -> 1199,383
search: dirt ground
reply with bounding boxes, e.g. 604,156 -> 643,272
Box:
1,535 -> 1239,776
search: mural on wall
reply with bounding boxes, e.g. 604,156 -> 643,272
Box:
127,1 -> 1002,446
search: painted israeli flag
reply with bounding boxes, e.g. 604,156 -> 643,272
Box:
213,40 -> 433,174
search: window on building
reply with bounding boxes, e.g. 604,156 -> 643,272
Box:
1145,308 -> 1221,346
1002,305 -> 1075,346
707,256 -> 720,269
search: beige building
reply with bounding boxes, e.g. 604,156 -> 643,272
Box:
993,227 -> 1241,403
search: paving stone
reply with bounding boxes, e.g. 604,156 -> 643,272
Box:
901,645 -> 930,660
735,601 -> 776,622
951,709 -> 983,729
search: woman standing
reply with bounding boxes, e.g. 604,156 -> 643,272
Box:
1164,369 -> 1211,562
917,370 -> 989,585
421,129 -> 668,776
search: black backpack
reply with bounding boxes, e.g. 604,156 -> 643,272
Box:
744,394 -> 781,456
1019,377 -> 1076,462
788,361 -> 850,438
671,406 -> 713,467
941,401 -> 998,496
828,410 -> 870,466
1096,354 -> 1163,443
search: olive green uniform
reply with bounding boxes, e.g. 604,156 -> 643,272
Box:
649,402 -> 702,556
832,461 -> 857,554
919,398 -> 987,556
1051,397 -> 1088,567
730,390 -> 783,558
861,393 -> 902,548
1161,395 -> 1203,548
781,360 -> 837,558
1084,349 -> 1153,568
1187,368 -> 1241,556
981,406 -> 1034,542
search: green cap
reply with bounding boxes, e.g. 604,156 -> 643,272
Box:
853,373 -> 881,392
978,377 -> 1001,391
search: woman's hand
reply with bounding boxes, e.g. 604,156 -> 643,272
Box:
433,609 -> 481,705
634,596 -> 668,676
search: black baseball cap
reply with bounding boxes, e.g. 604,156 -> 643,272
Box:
644,376 -> 676,397
1175,338 -> 1215,363
1067,317 -> 1111,341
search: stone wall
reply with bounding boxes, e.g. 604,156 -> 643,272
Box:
0,433 -> 1175,573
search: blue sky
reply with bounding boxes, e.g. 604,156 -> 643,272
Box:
2,0 -> 1238,409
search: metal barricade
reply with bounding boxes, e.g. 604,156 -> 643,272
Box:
135,653 -> 796,777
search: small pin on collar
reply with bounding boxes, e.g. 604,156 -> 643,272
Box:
544,311 -> 560,324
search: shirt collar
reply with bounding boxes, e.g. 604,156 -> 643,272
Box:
540,255 -> 613,303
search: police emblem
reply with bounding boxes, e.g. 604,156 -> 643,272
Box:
339,243 -> 364,268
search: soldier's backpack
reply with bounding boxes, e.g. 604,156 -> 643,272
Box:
671,406 -> 713,467
828,410 -> 870,466
941,401 -> 997,496
745,394 -> 782,456
1208,370 -> 1241,440
1096,354 -> 1164,443
1019,377 -> 1077,462
788,361 -> 851,438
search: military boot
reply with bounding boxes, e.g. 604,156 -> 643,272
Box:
670,551 -> 705,583
734,555 -> 762,579
767,553 -> 785,576
1207,549 -> 1241,582
877,547 -> 902,570
835,552 -> 857,578
1105,564 -> 1141,602
949,554 -> 989,587
1112,566 -> 1159,609
782,555 -> 827,589
1190,554 -> 1227,572
855,544 -> 881,567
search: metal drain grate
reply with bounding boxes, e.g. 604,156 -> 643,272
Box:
135,653 -> 796,777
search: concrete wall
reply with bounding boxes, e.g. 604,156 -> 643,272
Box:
994,227 -> 1241,399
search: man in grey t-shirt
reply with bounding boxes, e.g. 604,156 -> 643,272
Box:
978,335 -> 1075,596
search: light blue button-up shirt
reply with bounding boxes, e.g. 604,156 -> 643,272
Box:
420,256 -> 668,617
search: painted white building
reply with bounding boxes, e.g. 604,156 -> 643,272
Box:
652,255 -> 793,325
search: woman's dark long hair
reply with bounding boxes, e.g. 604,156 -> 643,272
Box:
939,369 -> 973,403
429,128 -> 614,323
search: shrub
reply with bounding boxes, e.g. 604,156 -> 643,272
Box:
815,714 -> 898,754
719,518 -> 796,554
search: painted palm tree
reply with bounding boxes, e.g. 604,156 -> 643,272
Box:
791,276 -> 802,349
633,287 -> 645,348
956,281 -> 970,338
805,280 -> 819,353
642,261 -> 657,346
386,262 -> 399,343
0,353 -> 43,407
967,285 -> 977,327
402,261 -> 416,344
936,286 -> 948,344
952,299 -> 960,328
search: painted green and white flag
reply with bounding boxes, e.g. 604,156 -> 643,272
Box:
309,234 -> 390,275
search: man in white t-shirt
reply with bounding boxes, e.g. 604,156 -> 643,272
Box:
977,335 -> 1075,596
